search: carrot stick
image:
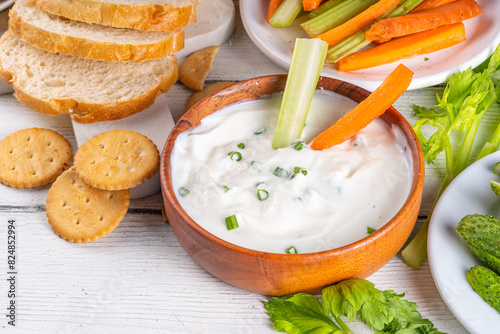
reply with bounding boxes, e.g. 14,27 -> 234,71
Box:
303,0 -> 322,11
313,0 -> 400,46
310,64 -> 413,150
411,0 -> 459,12
338,22 -> 466,72
268,0 -> 284,22
366,0 -> 481,42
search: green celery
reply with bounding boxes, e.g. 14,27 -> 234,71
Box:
476,115 -> 500,160
307,0 -> 345,18
272,38 -> 328,149
301,0 -> 378,37
269,0 -> 303,28
265,278 -> 442,333
327,28 -> 370,63
327,0 -> 425,63
473,52 -> 500,159
401,45 -> 500,269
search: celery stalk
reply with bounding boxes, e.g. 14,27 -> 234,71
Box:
269,0 -> 303,28
475,85 -> 500,160
401,45 -> 500,270
272,38 -> 328,149
327,0 -> 425,63
308,0 -> 345,18
301,0 -> 378,37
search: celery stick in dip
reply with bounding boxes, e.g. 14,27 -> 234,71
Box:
171,90 -> 412,254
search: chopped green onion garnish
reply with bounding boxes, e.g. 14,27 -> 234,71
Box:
291,167 -> 308,179
293,167 -> 307,176
254,127 -> 266,135
225,215 -> 239,230
249,161 -> 261,172
424,57 -> 430,61
221,186 -> 230,193
292,140 -> 306,151
273,167 -> 290,178
257,189 -> 269,201
228,151 -> 242,161
367,227 -> 377,234
286,246 -> 298,254
178,187 -> 189,196
237,143 -> 245,149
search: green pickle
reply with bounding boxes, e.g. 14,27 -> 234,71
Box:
491,180 -> 500,196
457,214 -> 500,275
466,266 -> 500,313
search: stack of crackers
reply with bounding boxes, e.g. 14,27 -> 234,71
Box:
0,128 -> 159,242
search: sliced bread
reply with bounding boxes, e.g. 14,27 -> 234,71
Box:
34,0 -> 200,32
0,30 -> 178,123
10,0 -> 185,62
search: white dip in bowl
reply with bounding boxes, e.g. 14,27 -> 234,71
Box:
171,90 -> 412,254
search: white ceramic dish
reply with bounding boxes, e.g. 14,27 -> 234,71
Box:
0,0 -> 13,12
428,151 -> 500,334
240,0 -> 500,91
175,0 -> 235,59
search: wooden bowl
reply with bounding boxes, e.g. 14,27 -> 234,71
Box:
160,75 -> 424,296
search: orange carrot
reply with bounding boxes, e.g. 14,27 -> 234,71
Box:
313,0 -> 400,46
267,0 -> 284,23
366,0 -> 482,42
310,64 -> 413,150
411,0 -> 459,12
338,22 -> 466,72
303,0 -> 322,11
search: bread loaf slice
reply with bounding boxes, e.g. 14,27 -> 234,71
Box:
10,0 -> 185,62
34,0 -> 200,32
0,30 -> 178,123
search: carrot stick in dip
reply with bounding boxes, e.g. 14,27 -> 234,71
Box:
338,22 -> 466,72
366,0 -> 481,42
314,0 -> 400,46
310,64 -> 413,150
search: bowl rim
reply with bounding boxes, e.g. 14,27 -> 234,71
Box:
160,74 -> 425,259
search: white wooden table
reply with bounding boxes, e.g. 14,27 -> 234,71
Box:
2,1 -> 496,332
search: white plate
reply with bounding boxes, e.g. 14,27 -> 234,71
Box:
428,151 -> 500,334
0,0 -> 13,12
240,0 -> 500,91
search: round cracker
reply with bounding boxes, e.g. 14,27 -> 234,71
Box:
186,81 -> 236,110
74,130 -> 159,190
46,167 -> 130,242
179,45 -> 219,91
0,128 -> 72,188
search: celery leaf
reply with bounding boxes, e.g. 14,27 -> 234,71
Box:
379,291 -> 444,334
412,117 -> 447,164
265,279 -> 443,334
264,293 -> 344,334
322,278 -> 389,330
